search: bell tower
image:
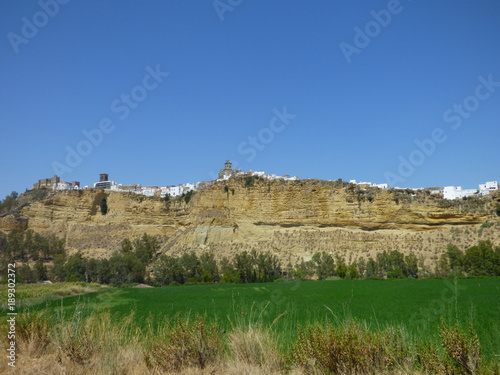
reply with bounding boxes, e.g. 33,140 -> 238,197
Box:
224,160 -> 232,170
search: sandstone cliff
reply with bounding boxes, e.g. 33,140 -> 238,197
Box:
2,178 -> 499,265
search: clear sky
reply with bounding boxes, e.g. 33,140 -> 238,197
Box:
1,0 -> 499,198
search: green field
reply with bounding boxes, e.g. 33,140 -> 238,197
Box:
22,278 -> 500,360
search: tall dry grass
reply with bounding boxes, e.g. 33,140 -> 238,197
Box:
0,307 -> 496,375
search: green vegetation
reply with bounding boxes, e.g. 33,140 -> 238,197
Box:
171,189 -> 196,204
99,197 -> 108,215
7,278 -> 499,373
244,175 -> 264,187
436,240 -> 500,277
0,191 -> 18,213
162,193 -> 171,209
183,189 -> 195,203
2,225 -> 499,285
478,221 -> 495,237
24,188 -> 49,201
0,231 -> 163,285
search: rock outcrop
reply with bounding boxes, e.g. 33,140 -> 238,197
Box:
2,178 -> 499,265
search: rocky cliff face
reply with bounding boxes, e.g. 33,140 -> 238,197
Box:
2,178 -> 499,265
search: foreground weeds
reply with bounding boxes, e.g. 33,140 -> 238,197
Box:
292,320 -> 413,374
0,309 -> 497,375
144,317 -> 223,372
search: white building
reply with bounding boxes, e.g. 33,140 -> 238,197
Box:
479,181 -> 498,191
183,183 -> 196,193
94,180 -> 117,189
443,186 -> 477,200
111,184 -> 141,193
349,180 -> 388,189
168,185 -> 183,197
55,182 -> 79,190
444,181 -> 498,200
140,186 -> 160,197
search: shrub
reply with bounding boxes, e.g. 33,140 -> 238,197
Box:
293,320 -> 410,374
25,188 -> 48,201
184,190 -> 195,204
245,176 -> 256,187
439,319 -> 482,375
145,317 -> 223,371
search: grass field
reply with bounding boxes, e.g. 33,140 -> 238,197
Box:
22,278 -> 500,361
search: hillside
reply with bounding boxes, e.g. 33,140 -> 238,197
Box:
1,178 -> 499,266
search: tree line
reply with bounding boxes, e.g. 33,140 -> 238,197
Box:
1,228 -> 499,285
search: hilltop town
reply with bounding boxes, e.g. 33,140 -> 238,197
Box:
31,160 -> 498,200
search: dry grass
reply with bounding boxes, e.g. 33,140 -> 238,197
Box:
0,309 -> 495,375
144,317 -> 224,372
227,325 -> 282,373
3,282 -> 101,311
292,320 -> 413,374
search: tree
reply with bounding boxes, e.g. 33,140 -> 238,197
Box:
50,254 -> 67,282
293,260 -> 314,280
233,251 -> 254,283
435,254 -> 451,277
335,256 -> 348,279
446,244 -> 463,272
220,256 -> 238,283
179,252 -> 201,282
389,250 -> 407,276
347,263 -> 360,279
96,259 -> 112,284
200,252 -> 220,283
0,191 -> 19,213
33,260 -> 48,281
153,255 -> 184,286
86,258 -> 99,283
357,257 -> 366,279
134,234 -> 160,265
404,253 -> 419,278
163,193 -> 171,209
365,257 -> 378,278
108,252 -> 146,285
184,190 -> 195,204
65,253 -> 86,282
387,268 -> 404,279
462,240 -> 500,276
18,264 -> 34,283
121,238 -> 133,253
311,252 -> 335,280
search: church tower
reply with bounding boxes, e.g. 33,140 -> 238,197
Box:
224,160 -> 232,170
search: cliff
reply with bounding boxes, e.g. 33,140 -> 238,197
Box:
2,178 -> 499,265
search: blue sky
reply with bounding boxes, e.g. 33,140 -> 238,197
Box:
1,0 -> 499,198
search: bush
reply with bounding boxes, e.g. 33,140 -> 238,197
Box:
244,176 -> 256,187
293,320 -> 410,374
0,191 -> 19,214
439,319 -> 482,375
184,190 -> 195,204
145,318 -> 223,371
